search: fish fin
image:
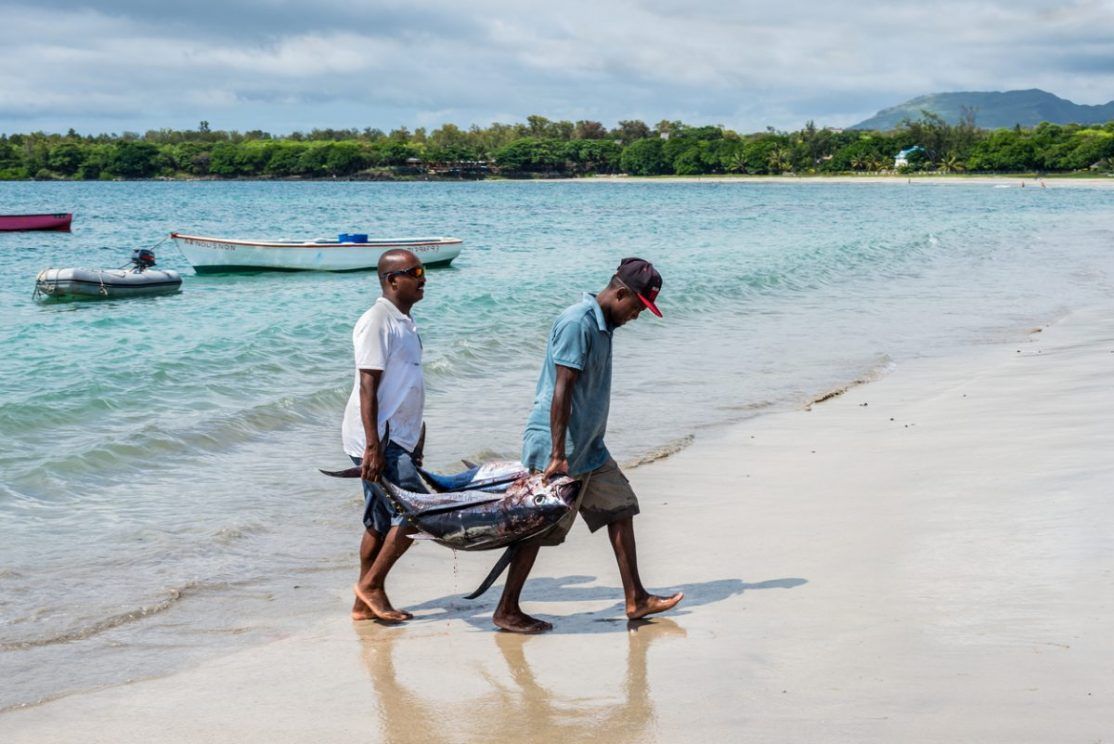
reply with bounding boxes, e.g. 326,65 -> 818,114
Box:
320,466 -> 362,478
413,422 -> 426,463
406,532 -> 437,541
417,465 -> 481,493
464,544 -> 519,600
461,459 -> 478,468
416,468 -> 448,493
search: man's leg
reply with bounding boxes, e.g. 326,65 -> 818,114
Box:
607,517 -> 684,620
354,442 -> 428,622
355,524 -> 416,622
578,459 -> 684,620
493,542 -> 552,634
353,528 -> 384,620
353,454 -> 395,621
490,480 -> 581,634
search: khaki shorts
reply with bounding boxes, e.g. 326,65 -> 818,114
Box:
538,457 -> 641,547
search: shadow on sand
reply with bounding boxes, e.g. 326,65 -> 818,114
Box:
399,575 -> 807,634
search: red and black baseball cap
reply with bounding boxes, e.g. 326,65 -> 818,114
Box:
616,257 -> 663,317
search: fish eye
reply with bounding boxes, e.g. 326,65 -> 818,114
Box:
533,494 -> 546,504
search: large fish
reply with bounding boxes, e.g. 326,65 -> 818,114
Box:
320,461 -> 580,598
382,471 -> 579,552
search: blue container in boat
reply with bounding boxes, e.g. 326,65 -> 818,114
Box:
337,233 -> 368,243
337,233 -> 350,243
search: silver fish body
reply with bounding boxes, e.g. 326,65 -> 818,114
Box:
382,473 -> 580,551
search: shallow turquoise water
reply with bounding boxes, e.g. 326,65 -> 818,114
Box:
2,180 -> 1113,707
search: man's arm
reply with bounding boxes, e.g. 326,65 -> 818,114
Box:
359,368 -> 385,482
543,364 -> 579,481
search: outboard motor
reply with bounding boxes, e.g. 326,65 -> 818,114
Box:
131,249 -> 157,271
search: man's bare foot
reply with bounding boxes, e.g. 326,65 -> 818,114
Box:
493,609 -> 553,634
627,591 -> 684,620
351,592 -> 377,621
353,584 -> 413,623
351,604 -> 377,621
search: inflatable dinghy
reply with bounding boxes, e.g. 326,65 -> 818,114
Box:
35,248 -> 181,300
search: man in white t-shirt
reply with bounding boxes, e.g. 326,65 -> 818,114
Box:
343,248 -> 428,623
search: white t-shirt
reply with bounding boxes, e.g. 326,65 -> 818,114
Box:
341,297 -> 425,456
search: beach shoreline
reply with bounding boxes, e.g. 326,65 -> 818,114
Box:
5,173 -> 1112,186
4,301 -> 1112,742
581,173 -> 1114,187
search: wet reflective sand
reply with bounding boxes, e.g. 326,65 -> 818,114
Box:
355,618 -> 685,744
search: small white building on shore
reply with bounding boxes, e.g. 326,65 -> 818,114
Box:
894,146 -> 925,168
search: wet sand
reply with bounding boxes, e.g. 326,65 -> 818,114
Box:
3,308 -> 1113,742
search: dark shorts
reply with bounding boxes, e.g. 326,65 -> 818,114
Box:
538,457 -> 641,547
350,441 -> 428,535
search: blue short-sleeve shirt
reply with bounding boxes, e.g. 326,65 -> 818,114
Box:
522,293 -> 614,476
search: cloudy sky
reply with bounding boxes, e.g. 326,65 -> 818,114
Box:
2,0 -> 1112,135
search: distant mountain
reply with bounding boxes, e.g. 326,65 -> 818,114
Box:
850,89 -> 1114,130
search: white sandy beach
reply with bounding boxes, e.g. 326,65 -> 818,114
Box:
586,174 -> 1114,188
4,307 -> 1113,743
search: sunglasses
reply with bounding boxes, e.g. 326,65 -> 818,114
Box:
382,265 -> 425,280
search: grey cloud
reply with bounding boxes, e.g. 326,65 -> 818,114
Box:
2,0 -> 1113,135
1053,50 -> 1114,75
20,0 -> 484,41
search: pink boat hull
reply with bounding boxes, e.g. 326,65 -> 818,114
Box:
0,213 -> 73,232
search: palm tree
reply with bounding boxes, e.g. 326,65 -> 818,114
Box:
939,153 -> 965,173
724,151 -> 747,174
768,145 -> 790,174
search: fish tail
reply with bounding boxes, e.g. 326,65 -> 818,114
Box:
319,466 -> 363,478
464,544 -> 519,600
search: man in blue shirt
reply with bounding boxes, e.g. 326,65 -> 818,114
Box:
494,258 -> 685,634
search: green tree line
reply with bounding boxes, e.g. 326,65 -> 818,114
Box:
2,114 -> 1113,180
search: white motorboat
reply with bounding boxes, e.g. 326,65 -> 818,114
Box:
169,232 -> 463,273
35,249 -> 181,300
